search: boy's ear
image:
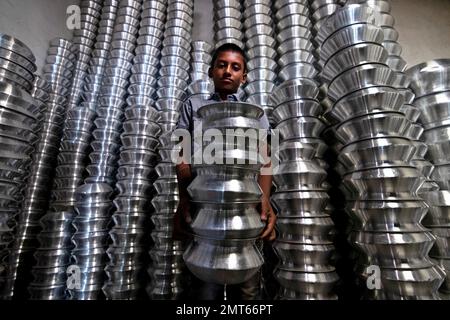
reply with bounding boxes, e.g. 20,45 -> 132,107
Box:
208,67 -> 213,78
241,72 -> 247,85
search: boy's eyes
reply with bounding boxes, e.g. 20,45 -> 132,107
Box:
217,63 -> 241,71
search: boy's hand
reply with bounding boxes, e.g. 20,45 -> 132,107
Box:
179,196 -> 192,225
259,197 -> 276,241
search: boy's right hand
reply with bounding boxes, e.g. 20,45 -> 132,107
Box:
179,196 -> 192,225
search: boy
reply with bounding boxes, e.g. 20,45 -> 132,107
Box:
175,43 -> 276,300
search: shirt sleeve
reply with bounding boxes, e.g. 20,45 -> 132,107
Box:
176,99 -> 192,131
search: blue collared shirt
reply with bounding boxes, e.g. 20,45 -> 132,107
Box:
177,92 -> 271,133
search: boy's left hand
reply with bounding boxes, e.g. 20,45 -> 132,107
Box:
260,197 -> 276,241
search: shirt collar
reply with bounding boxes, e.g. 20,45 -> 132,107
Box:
209,92 -> 240,101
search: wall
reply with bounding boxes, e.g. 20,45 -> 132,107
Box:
0,0 -> 77,74
391,0 -> 450,68
0,0 -> 448,73
192,0 -> 214,45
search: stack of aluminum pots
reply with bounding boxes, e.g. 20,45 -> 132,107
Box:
5,76 -> 49,299
0,34 -> 36,94
309,0 -> 343,74
422,189 -> 450,299
102,0 -> 165,300
348,1 -> 417,132
148,133 -> 185,300
50,103 -> 96,213
264,0 -> 339,300
309,0 -> 343,143
56,0 -> 119,216
212,0 -> 247,100
106,105 -> 160,300
82,0 -> 120,105
273,0 -> 327,123
270,80 -> 339,299
70,184 -> 112,300
0,34 -> 39,299
147,0 -> 193,300
310,0 -> 343,38
154,0 -> 191,133
308,0 -> 347,299
346,0 -> 407,74
66,0 -> 103,112
349,1 -> 444,300
31,211 -> 76,300
272,0 -> 336,170
187,41 -> 214,99
403,98 -> 433,196
49,108 -> 98,302
320,4 -> 445,299
27,38 -> 78,300
42,0 -> 119,300
48,0 -> 105,214
21,39 -> 76,247
273,1 -> 316,84
213,0 -> 244,49
83,0 -> 141,186
407,59 -> 450,298
16,76 -> 49,246
242,0 -> 277,125
71,0 -> 143,300
125,0 -> 165,108
30,76 -> 50,116
183,101 -> 265,286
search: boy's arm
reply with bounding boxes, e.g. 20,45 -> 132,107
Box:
258,165 -> 276,241
258,136 -> 276,240
176,162 -> 193,225
173,100 -> 194,238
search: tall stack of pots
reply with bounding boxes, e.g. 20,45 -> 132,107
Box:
147,0 -> 194,300
71,0 -> 143,300
271,80 -> 339,299
407,59 -> 450,298
66,0 -> 103,112
7,76 -> 50,299
320,4 -> 445,299
103,0 -> 166,300
241,0 -> 277,125
0,35 -> 40,299
183,101 -> 266,287
187,40 -> 214,99
27,38 -> 77,300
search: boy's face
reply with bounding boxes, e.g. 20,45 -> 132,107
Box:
209,50 -> 247,96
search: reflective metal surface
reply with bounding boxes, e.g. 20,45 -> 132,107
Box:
184,237 -> 263,285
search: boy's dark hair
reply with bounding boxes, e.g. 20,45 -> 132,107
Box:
210,43 -> 247,73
